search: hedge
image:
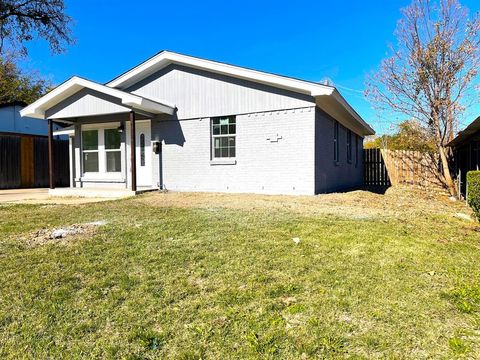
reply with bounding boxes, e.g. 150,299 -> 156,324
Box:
467,171 -> 480,221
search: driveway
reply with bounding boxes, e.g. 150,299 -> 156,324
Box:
0,188 -> 113,205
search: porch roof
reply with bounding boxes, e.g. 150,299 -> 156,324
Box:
20,76 -> 176,121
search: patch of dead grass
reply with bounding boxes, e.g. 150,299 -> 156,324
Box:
136,186 -> 472,220
22,221 -> 106,247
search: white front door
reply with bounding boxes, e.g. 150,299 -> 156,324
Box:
135,121 -> 152,187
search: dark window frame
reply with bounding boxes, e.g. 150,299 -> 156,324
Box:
355,135 -> 359,167
347,129 -> 352,163
334,121 -> 339,163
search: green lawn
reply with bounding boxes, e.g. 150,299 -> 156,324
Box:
0,189 -> 480,359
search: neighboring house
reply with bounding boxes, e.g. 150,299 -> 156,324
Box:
0,102 -> 68,189
0,101 -> 62,136
21,51 -> 375,196
448,116 -> 480,197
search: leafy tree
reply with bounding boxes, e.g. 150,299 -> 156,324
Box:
364,120 -> 436,152
0,1 -> 73,104
366,0 -> 480,196
0,0 -> 73,56
0,56 -> 49,103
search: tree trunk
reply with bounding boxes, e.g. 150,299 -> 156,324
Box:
438,144 -> 457,197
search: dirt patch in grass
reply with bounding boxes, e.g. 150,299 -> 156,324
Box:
137,186 -> 472,220
23,221 -> 106,246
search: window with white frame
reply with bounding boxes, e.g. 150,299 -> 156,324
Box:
82,125 -> 123,176
82,130 -> 99,172
212,116 -> 236,158
104,129 -> 121,172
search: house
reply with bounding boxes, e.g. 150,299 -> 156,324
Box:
0,101 -> 68,189
20,51 -> 375,196
448,116 -> 480,197
0,101 -> 63,136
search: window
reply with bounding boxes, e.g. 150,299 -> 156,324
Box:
82,130 -> 99,172
140,133 -> 145,166
212,116 -> 236,158
104,129 -> 121,172
355,135 -> 359,167
333,121 -> 339,163
82,126 -> 123,176
347,129 -> 352,163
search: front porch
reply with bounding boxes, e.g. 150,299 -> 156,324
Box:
49,186 -> 158,198
20,77 -> 176,197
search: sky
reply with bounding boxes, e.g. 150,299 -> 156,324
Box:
20,0 -> 480,135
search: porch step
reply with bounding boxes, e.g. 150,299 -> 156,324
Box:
48,188 -> 148,199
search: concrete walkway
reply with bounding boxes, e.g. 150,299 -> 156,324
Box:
0,188 -> 115,205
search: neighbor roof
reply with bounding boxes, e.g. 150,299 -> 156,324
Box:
20,76 -> 176,119
448,116 -> 480,147
106,51 -> 374,135
0,101 -> 27,109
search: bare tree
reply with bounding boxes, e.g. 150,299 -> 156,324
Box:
0,0 -> 73,56
366,0 -> 480,196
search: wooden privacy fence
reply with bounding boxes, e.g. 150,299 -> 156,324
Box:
364,148 -> 390,186
364,148 -> 443,188
0,135 -> 69,189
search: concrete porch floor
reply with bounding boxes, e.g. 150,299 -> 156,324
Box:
0,188 -> 118,204
48,187 -> 158,198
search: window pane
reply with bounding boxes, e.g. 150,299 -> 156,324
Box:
106,151 -> 121,172
140,134 -> 145,167
83,152 -> 99,172
212,117 -> 236,159
105,128 -> 121,150
82,130 -> 98,150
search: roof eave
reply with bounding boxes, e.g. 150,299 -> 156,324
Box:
20,76 -> 175,119
106,51 -> 335,97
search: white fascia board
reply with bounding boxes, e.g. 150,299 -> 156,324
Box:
140,98 -> 175,115
330,90 -> 375,135
20,76 -> 175,119
107,51 -> 335,98
122,96 -> 176,115
53,126 -> 75,136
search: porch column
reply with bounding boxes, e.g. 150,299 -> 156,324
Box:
130,111 -> 137,192
48,119 -> 55,189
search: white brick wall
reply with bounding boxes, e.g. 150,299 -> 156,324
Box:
153,106 -> 316,195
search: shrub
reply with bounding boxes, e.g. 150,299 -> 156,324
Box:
467,171 -> 480,220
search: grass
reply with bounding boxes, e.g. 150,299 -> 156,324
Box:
0,188 -> 480,358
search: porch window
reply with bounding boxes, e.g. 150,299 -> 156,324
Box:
82,130 -> 99,172
212,116 -> 236,158
104,129 -> 121,172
